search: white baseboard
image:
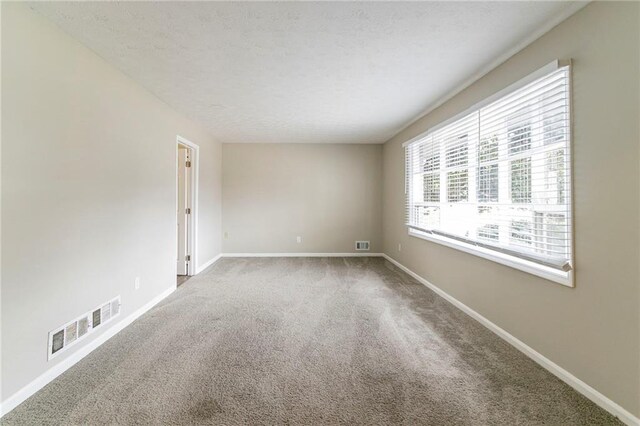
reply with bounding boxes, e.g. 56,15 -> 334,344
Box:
381,254 -> 639,426
0,285 -> 176,418
196,253 -> 223,274
222,252 -> 384,258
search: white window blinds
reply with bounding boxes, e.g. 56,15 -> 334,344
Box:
405,63 -> 572,281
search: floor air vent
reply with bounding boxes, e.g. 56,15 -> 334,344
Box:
47,296 -> 121,360
355,241 -> 370,251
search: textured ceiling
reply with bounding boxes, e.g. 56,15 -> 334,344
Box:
31,2 -> 585,144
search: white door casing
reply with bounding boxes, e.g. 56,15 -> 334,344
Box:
176,135 -> 199,277
177,147 -> 190,275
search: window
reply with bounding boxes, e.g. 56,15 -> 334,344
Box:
405,61 -> 572,286
422,150 -> 440,202
478,223 -> 499,241
508,121 -> 532,154
477,135 -> 499,202
510,157 -> 531,203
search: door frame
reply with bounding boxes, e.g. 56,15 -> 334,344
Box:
176,135 -> 199,276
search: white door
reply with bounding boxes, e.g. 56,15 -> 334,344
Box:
177,148 -> 191,275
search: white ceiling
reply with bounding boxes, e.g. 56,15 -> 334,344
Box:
31,2 -> 584,144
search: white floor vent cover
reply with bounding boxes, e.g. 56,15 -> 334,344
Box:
47,296 -> 121,360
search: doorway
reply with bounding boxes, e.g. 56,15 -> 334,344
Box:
176,136 -> 199,285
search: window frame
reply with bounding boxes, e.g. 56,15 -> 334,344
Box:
403,60 -> 574,287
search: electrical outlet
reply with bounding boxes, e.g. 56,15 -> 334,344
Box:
296,236 -> 302,243
224,232 -> 228,239
135,277 -> 140,290
398,243 -> 402,252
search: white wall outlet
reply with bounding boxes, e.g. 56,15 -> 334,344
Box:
134,277 -> 140,290
296,236 -> 302,243
224,232 -> 228,239
398,243 -> 402,252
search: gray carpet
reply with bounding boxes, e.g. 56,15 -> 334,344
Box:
2,257 -> 621,425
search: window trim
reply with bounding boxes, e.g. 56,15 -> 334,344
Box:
408,227 -> 572,287
404,60 -> 574,288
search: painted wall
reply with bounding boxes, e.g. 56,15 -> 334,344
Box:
1,3 -> 222,402
382,1 -> 639,417
222,143 -> 382,254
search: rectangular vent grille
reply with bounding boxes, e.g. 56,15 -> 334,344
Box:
355,241 -> 370,251
47,296 -> 121,360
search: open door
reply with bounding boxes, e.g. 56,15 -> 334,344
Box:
177,146 -> 191,275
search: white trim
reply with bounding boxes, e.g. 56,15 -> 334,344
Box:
381,254 -> 639,426
222,253 -> 384,258
196,253 -> 223,274
395,1 -> 588,144
0,286 -> 175,418
176,136 -> 199,276
408,228 -> 573,287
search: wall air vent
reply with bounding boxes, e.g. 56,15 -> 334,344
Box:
47,296 -> 121,360
355,241 -> 370,251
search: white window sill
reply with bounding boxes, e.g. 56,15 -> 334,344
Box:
407,228 -> 574,287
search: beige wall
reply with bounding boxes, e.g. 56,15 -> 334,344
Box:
382,1 -> 639,416
1,4 -> 222,401
222,143 -> 382,254
2,0 -> 638,420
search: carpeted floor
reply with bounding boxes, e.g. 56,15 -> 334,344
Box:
2,257 -> 622,425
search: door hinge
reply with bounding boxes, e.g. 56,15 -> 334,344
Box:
186,161 -> 191,168
186,208 -> 191,214
186,255 -> 191,261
